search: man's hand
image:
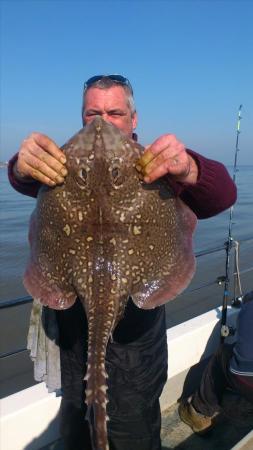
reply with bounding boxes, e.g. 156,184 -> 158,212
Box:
16,133 -> 67,186
136,134 -> 198,185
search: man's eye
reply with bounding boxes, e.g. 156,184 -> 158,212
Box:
86,112 -> 99,117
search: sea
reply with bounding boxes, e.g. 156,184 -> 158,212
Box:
0,166 -> 252,303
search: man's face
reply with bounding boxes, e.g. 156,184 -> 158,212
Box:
82,86 -> 137,138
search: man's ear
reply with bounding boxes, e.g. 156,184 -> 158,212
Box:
132,112 -> 138,130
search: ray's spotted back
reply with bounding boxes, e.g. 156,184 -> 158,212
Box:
23,117 -> 197,450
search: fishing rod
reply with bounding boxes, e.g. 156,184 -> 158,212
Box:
220,104 -> 243,342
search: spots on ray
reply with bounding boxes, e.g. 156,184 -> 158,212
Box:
133,225 -> 142,235
63,224 -> 71,235
25,117 -> 196,450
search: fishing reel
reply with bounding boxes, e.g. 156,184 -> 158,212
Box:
220,324 -> 236,338
231,296 -> 243,308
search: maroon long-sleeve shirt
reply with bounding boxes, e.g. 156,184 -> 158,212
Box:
8,149 -> 237,219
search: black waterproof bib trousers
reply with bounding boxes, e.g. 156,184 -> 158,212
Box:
56,298 -> 168,450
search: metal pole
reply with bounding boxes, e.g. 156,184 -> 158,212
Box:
220,105 -> 243,341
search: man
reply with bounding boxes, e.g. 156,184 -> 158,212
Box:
8,75 -> 237,450
178,291 -> 253,434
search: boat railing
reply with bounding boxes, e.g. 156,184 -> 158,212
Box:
1,235 -> 253,360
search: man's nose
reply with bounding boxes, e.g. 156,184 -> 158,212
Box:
101,113 -> 112,123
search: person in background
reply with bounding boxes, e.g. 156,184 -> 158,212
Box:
178,291 -> 253,434
8,75 -> 237,450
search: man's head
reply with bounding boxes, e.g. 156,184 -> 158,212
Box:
82,75 -> 137,138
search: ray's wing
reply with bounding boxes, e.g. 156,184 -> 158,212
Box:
24,203 -> 78,310
128,196 -> 197,309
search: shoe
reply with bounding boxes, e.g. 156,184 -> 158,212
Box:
178,399 -> 215,435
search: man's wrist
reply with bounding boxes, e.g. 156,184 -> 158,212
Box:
174,156 -> 199,185
13,162 -> 35,183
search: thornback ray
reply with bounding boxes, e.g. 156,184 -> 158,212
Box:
23,116 -> 197,450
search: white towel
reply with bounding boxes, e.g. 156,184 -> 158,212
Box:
27,299 -> 61,392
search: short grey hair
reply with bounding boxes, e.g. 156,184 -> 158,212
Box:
81,77 -> 136,120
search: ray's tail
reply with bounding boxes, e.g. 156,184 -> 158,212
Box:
84,300 -> 117,450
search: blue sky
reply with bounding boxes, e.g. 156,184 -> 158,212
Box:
1,0 -> 252,164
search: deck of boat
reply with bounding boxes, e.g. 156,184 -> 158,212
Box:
40,391 -> 253,450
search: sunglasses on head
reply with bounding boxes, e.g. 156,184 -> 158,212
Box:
83,75 -> 133,95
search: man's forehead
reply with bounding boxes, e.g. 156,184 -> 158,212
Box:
84,86 -> 129,108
